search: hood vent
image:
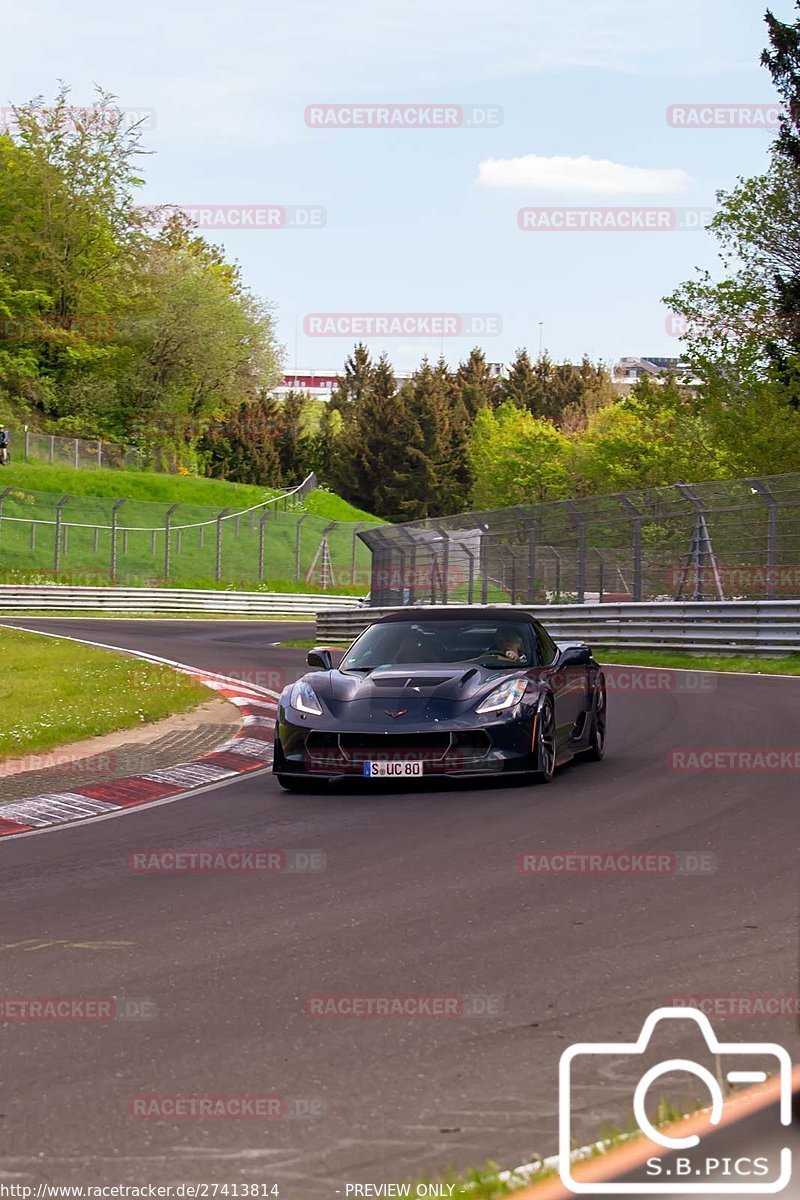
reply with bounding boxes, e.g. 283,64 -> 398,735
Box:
371,674 -> 451,689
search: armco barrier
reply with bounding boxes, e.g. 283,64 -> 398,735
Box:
315,601 -> 800,655
0,586 -> 363,615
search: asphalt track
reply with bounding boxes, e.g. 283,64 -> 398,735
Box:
1,618 -> 799,1196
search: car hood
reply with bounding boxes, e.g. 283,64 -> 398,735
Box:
310,664 -> 519,703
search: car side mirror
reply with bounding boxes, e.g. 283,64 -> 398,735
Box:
307,647 -> 333,670
558,644 -> 592,668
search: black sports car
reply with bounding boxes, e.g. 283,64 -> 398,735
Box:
273,608 -> 606,790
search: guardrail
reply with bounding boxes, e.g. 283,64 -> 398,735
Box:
315,601 -> 800,655
0,586 -> 363,615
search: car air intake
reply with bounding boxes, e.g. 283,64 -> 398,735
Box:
371,675 -> 451,688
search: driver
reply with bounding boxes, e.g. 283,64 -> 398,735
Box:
491,631 -> 525,661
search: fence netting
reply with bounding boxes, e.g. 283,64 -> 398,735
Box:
360,473 -> 800,606
0,475 -> 378,591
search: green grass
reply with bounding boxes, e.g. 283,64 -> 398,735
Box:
0,461 -> 281,507
0,460 -> 380,524
598,649 -> 800,675
0,465 -> 381,590
0,627 -> 209,755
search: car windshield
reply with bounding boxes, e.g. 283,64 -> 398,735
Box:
342,619 -> 536,670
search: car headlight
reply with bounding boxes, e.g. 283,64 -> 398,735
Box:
290,680 -> 324,715
475,677 -> 528,714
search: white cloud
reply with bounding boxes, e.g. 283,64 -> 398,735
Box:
477,153 -> 692,195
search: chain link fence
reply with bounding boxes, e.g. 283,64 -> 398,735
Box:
0,474 -> 379,591
360,473 -> 800,606
3,427 -> 145,471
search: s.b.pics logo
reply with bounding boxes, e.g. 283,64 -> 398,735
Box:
559,1007 -> 792,1193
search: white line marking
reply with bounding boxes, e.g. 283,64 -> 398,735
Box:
0,765 -> 276,841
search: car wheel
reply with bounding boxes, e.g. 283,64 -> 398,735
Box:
584,680 -> 607,761
532,697 -> 556,783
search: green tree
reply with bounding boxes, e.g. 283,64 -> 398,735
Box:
497,348 -> 538,409
467,401 -> 573,507
453,347 -> 498,417
571,376 -> 724,493
277,390 -> 311,482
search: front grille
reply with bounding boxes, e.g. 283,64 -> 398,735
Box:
305,729 -> 491,768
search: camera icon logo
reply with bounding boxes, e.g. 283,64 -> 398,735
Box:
559,1006 -> 792,1194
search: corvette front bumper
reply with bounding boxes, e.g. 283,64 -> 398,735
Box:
273,704 -> 539,779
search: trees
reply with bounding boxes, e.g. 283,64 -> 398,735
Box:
497,348 -> 539,410
571,376 -> 724,494
277,391 -> 311,483
453,347 -> 499,417
0,86 -> 281,458
665,4 -> 800,459
467,402 -> 573,508
494,349 -> 613,429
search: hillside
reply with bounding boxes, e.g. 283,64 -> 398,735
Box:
0,463 -> 383,592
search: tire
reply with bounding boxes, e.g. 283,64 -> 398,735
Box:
583,680 -> 607,761
532,697 -> 556,783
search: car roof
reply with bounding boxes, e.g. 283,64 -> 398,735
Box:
371,607 -> 540,625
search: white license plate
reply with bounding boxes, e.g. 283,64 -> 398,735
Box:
363,760 -> 424,777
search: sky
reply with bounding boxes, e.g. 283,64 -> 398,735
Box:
2,0 -> 796,373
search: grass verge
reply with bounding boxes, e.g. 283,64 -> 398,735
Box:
598,649 -> 800,675
0,612 -> 315,622
0,627 -> 209,755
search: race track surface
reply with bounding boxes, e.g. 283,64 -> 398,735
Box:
1,619 -> 798,1195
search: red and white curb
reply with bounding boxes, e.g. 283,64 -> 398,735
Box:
0,633 -> 281,839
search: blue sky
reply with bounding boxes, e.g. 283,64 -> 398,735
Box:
4,0 -> 795,371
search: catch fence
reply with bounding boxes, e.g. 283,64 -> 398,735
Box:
360,473 -> 800,606
0,473 -> 379,590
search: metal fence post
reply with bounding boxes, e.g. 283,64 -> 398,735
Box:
258,510 -> 269,581
216,508 -> 229,582
593,548 -> 604,603
295,514 -> 309,582
53,495 -> 71,572
164,504 -> 178,579
110,499 -> 126,582
74,439 -> 79,470
49,435 -> 55,464
0,486 -> 12,544
97,441 -> 102,469
619,495 -> 643,601
748,478 -> 778,600
480,529 -> 489,605
567,502 -> 586,603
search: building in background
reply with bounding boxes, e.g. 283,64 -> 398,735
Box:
273,362 -> 504,401
612,356 -> 697,395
